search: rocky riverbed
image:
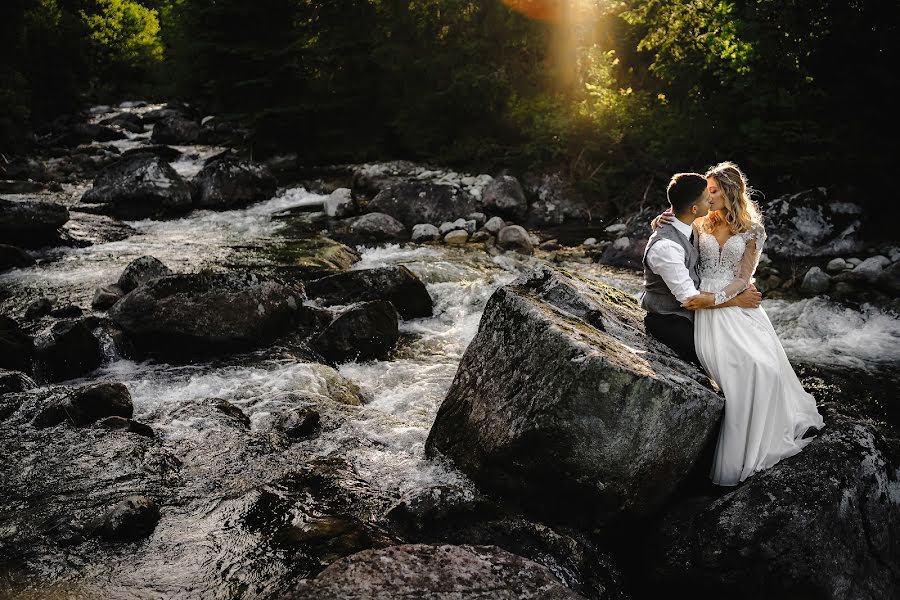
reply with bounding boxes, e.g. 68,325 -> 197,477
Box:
1,101 -> 898,599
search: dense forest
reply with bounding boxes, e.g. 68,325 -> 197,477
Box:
2,0 -> 897,201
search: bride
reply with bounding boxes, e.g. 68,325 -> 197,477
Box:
652,161 -> 825,486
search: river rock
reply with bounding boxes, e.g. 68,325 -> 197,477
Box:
52,123 -> 126,146
0,369 -> 36,395
24,297 -> 54,321
523,173 -> 592,227
471,230 -> 493,244
109,271 -> 307,357
467,212 -> 487,227
92,284 -> 124,310
483,216 -> 506,235
99,112 -> 145,133
800,266 -> 830,295
425,265 -> 723,525
97,416 -> 155,438
121,145 -> 183,162
439,218 -> 468,235
80,154 -> 192,219
444,230 -> 469,245
347,212 -> 406,242
305,266 -> 432,319
150,114 -> 201,144
0,316 -> 33,373
49,305 -> 83,319
411,223 -> 441,242
763,188 -> 865,257
598,207 -> 656,269
367,181 -> 476,227
286,543 -> 586,599
826,257 -> 850,273
849,255 -> 891,283
190,157 -> 277,210
275,406 -> 321,440
118,255 -> 174,293
479,175 -> 528,222
651,415 -> 900,600
0,198 -> 70,246
98,496 -> 161,541
34,382 -> 133,428
496,225 -> 534,255
33,319 -> 103,383
0,245 -> 35,272
310,300 -> 400,363
324,188 -> 354,218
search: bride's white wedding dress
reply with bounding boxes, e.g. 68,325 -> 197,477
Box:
695,222 -> 825,486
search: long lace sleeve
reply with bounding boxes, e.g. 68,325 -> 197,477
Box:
713,223 -> 766,305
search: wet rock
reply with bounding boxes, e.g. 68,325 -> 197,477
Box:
0,198 -> 70,246
117,255 -> 174,293
483,216 -> 506,234
604,223 -> 627,235
411,223 -> 441,242
0,180 -> 44,194
826,257 -> 850,273
49,304 -> 83,318
0,156 -> 51,181
426,265 -> 722,526
763,188 -> 864,257
367,181 -> 476,227
598,207 -> 657,269
60,211 -> 136,247
33,319 -> 103,383
479,175 -> 528,222
150,114 -> 201,144
276,407 -> 321,440
261,235 -> 361,282
52,123 -> 127,146
80,154 -> 192,219
467,212 -> 487,227
523,173 -> 592,227
305,266 -> 432,319
121,145 -> 183,162
439,218 -> 468,235
98,496 -> 160,541
191,156 -> 278,210
92,284 -> 124,310
109,271 -> 307,357
800,266 -> 830,295
324,188 -> 354,218
99,112 -> 145,133
97,415 -> 155,438
849,255 -> 891,283
470,230 -> 493,244
497,225 -> 534,255
651,415 -> 900,600
349,160 -> 426,198
0,316 -> 33,373
345,212 -> 406,243
24,297 -> 54,321
310,300 -> 400,363
0,369 -> 36,395
444,229 -> 469,245
286,543 -> 587,599
34,382 -> 133,428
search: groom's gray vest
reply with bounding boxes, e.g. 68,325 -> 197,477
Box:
641,223 -> 700,322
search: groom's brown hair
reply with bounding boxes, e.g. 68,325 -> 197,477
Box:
667,173 -> 707,213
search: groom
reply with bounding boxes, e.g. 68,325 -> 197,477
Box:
641,172 -> 761,365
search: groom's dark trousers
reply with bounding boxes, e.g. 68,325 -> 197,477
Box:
644,311 -> 701,366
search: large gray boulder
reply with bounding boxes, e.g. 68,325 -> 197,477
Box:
366,181 -> 476,227
425,265 -> 723,526
0,199 -> 70,245
286,543 -> 586,599
33,319 -> 103,383
117,255 -> 173,293
190,157 -> 277,210
651,413 -> 900,600
522,173 -> 592,227
80,154 -> 192,219
479,175 -> 528,221
109,272 -> 307,356
310,300 -> 400,363
763,188 -> 865,258
150,114 -> 201,144
305,266 -> 432,319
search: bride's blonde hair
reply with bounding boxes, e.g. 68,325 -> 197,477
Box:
703,161 -> 762,234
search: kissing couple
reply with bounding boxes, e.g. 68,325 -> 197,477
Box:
640,161 -> 825,486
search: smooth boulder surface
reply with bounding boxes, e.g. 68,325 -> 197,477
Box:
150,114 -> 201,144
285,543 -> 586,599
366,181 -> 476,227
0,244 -> 35,271
651,413 -> 900,600
190,157 -> 277,210
479,175 -> 528,221
80,154 -> 192,219
34,382 -> 133,428
117,255 -> 174,293
0,198 -> 70,245
109,271 -> 307,356
763,188 -> 864,257
305,266 -> 433,319
33,319 -> 103,383
310,300 -> 400,363
425,265 -> 723,525
346,212 -> 406,242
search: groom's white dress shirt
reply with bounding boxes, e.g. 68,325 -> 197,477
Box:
644,218 -> 700,303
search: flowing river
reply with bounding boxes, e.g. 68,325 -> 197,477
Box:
1,103 -> 898,598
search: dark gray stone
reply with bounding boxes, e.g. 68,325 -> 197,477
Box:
367,181 -> 476,227
305,266 -> 432,320
310,300 -> 400,363
80,154 -> 192,219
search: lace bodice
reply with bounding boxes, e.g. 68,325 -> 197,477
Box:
697,222 -> 767,305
